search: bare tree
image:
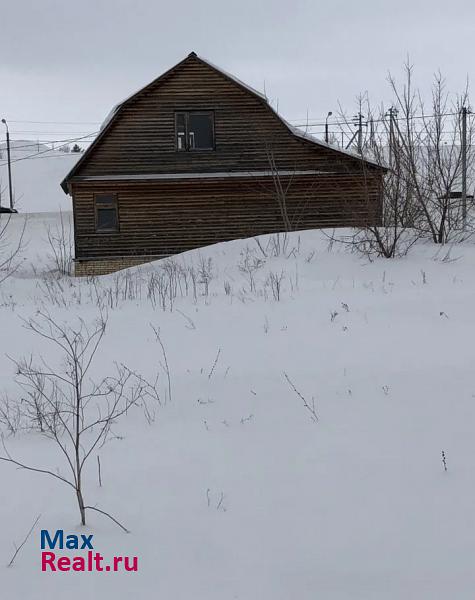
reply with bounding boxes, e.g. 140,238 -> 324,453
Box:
331,62 -> 474,257
0,312 -> 160,530
388,63 -> 474,243
334,100 -> 420,259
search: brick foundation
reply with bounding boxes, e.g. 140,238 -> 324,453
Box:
74,256 -> 163,276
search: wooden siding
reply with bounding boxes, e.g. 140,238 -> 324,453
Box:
71,56 -> 371,179
72,174 -> 380,260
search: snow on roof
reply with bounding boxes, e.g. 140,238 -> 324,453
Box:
100,105 -> 120,132
100,88 -> 141,131
197,54 -> 383,169
100,53 -> 267,131
284,120 -> 384,168
196,54 -> 268,101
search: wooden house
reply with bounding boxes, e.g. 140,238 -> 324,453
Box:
61,52 -> 384,275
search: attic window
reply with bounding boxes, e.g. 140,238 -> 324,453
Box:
175,111 -> 214,151
95,193 -> 119,232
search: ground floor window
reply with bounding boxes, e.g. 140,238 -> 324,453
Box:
94,193 -> 119,232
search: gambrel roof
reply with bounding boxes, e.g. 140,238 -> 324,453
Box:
61,52 -> 384,192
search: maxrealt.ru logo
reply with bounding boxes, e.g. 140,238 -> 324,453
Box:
41,530 -> 138,572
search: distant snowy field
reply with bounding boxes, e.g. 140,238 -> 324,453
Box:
0,144 -> 78,212
1,213 -> 475,599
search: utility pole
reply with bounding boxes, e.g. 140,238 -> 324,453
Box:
461,106 -> 468,230
345,113 -> 366,153
357,112 -> 364,154
1,119 -> 14,211
369,117 -> 375,148
387,107 -> 397,168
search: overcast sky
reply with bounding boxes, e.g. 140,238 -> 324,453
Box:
1,0 -> 474,142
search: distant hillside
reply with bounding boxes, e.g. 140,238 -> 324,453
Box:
0,140 -> 51,155
0,142 -> 81,212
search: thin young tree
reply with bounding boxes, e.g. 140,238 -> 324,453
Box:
265,145 -> 293,233
0,312 -> 160,530
261,143 -> 324,256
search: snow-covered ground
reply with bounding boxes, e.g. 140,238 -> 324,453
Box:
1,212 -> 475,599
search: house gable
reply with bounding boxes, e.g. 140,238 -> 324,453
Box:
62,53 -> 382,192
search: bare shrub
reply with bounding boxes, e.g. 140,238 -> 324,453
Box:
198,255 -> 213,297
0,394 -> 22,436
331,62 -> 474,257
46,210 -> 73,275
255,233 -> 300,259
387,65 -> 475,244
238,246 -> 265,292
266,270 -> 285,301
267,232 -> 290,257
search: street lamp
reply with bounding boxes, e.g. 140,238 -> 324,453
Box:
325,111 -> 333,143
1,118 -> 14,211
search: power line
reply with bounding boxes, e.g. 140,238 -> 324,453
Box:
0,135 -> 97,152
289,110 -> 475,129
7,119 -> 102,125
1,110 -> 471,165
4,111 -> 472,135
0,153 -> 86,162
9,130 -> 97,136
5,110 -> 473,130
4,140 -> 96,151
0,132 -> 99,167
